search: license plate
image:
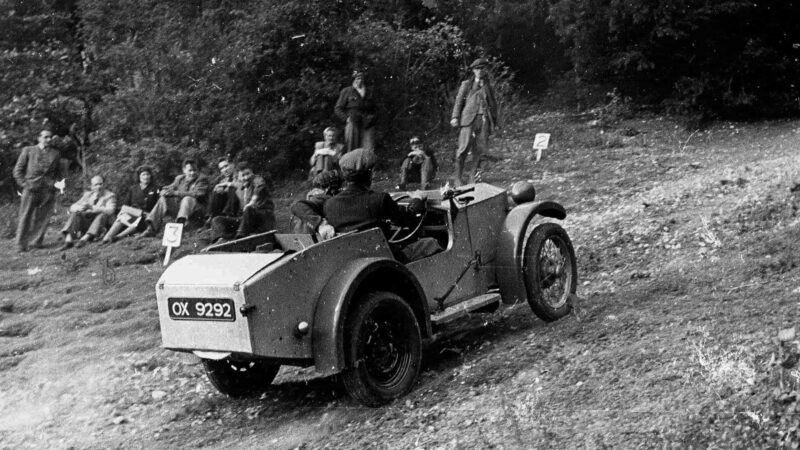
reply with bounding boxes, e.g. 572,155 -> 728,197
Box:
168,298 -> 236,322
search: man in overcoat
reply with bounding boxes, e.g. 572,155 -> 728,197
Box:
335,69 -> 377,152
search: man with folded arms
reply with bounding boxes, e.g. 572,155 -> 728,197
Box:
60,175 -> 116,249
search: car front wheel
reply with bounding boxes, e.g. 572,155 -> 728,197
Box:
523,223 -> 577,322
342,291 -> 422,407
202,357 -> 280,397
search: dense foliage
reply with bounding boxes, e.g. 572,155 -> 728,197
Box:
2,0 -> 800,194
548,0 -> 800,117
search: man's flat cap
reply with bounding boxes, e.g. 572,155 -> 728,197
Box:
469,58 -> 489,69
339,148 -> 377,173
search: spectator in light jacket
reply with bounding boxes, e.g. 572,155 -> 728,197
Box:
59,175 -> 117,250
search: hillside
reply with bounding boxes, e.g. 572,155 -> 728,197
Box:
1,113 -> 799,449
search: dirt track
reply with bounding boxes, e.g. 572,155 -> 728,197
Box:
2,115 -> 800,448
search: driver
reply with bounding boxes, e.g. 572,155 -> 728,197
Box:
323,148 -> 442,262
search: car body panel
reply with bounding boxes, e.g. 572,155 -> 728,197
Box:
406,184 -> 507,309
312,257 -> 430,375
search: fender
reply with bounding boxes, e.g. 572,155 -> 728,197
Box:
496,201 -> 567,304
312,257 -> 431,376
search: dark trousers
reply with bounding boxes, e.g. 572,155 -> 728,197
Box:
15,187 -> 56,250
206,187 -> 239,219
455,114 -> 490,185
399,157 -> 436,190
61,211 -> 113,239
344,120 -> 375,152
210,207 -> 276,242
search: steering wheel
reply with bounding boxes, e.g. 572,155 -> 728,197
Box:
388,208 -> 427,245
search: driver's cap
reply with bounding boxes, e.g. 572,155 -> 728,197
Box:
339,148 -> 377,173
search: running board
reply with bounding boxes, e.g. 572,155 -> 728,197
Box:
431,293 -> 501,325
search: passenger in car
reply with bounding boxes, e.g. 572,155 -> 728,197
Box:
290,170 -> 341,239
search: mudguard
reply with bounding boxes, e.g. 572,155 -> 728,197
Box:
312,257 -> 431,376
495,201 -> 567,304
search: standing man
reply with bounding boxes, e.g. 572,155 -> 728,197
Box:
450,58 -> 498,186
59,175 -> 116,249
141,158 -> 209,237
335,69 -> 377,152
13,128 -> 65,252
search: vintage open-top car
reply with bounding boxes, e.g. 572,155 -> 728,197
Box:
155,182 -> 577,406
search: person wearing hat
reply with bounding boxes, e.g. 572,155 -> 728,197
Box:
101,165 -> 160,243
397,136 -> 438,191
334,69 -> 377,153
450,57 -> 499,186
323,148 -> 442,262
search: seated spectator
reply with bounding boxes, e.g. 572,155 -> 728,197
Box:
205,156 -> 237,224
290,170 -> 341,238
60,175 -> 117,250
141,158 -> 209,237
101,165 -> 160,243
397,136 -> 437,191
309,127 -> 344,180
209,162 -> 275,242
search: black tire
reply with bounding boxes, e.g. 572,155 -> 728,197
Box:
523,223 -> 577,322
202,357 -> 280,398
342,292 -> 422,407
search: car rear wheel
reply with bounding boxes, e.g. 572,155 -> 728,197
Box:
342,291 -> 422,407
202,357 -> 280,397
523,223 -> 577,322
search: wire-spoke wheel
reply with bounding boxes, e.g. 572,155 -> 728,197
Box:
342,292 -> 422,407
202,357 -> 280,397
523,223 -> 577,321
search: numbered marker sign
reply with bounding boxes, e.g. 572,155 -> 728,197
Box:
162,223 -> 184,248
533,133 -> 551,162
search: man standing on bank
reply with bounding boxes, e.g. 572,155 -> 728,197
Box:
335,69 -> 377,152
13,127 -> 66,253
450,58 -> 499,186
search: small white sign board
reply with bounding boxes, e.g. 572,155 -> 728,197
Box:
162,223 -> 184,266
533,133 -> 551,162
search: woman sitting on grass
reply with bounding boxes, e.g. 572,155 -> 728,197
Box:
101,165 -> 160,243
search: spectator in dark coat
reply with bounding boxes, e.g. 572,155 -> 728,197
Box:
397,136 -> 437,191
209,162 -> 275,242
335,69 -> 377,152
101,165 -> 160,243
